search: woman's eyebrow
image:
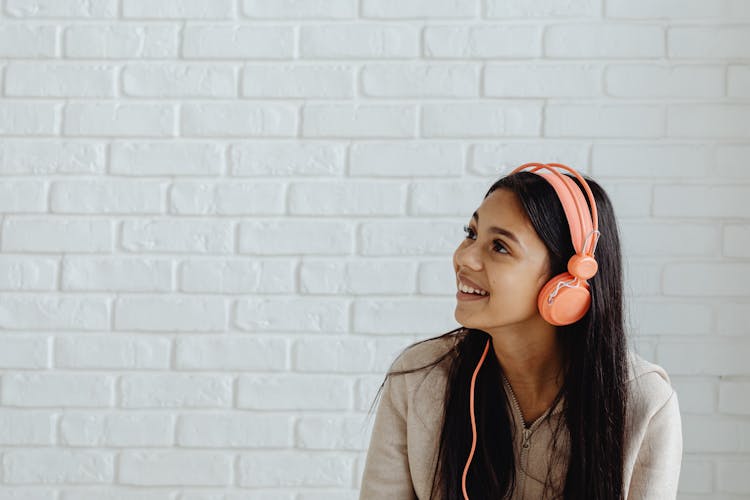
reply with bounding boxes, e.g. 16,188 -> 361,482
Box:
472,210 -> 521,246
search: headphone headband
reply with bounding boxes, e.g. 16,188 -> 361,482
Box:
510,162 -> 600,257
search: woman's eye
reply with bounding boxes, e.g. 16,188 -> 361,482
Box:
462,225 -> 508,254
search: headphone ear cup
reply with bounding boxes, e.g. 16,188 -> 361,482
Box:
537,272 -> 592,326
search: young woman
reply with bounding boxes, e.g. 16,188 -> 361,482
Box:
359,163 -> 683,500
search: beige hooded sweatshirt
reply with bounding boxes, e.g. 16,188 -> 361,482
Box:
359,334 -> 683,499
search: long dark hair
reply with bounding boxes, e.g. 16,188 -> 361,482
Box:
366,171 -> 629,499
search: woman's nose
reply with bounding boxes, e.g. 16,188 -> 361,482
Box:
455,242 -> 482,268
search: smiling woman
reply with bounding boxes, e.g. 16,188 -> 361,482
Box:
359,163 -> 682,500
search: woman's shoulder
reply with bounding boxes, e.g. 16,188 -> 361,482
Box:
625,349 -> 678,421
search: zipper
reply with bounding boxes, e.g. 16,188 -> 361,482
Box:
501,372 -> 558,440
502,372 -> 561,498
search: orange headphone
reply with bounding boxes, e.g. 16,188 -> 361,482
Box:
461,163 -> 601,499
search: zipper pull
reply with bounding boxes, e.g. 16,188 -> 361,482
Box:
522,428 -> 531,448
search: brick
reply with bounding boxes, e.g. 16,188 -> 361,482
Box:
175,335 -> 287,370
424,25 -> 541,58
623,261 -> 662,297
0,179 -> 47,212
57,489 -> 166,500
0,140 -> 105,175
303,104 -> 416,138
296,415 -> 370,450
350,142 -> 463,177
243,64 -> 354,98
293,337 -> 375,372
423,102 -> 542,137
119,451 -> 232,486
410,180 -> 516,216
359,220 -> 474,256
654,184 -> 750,218
658,340 -> 750,376
62,257 -> 172,292
0,256 -> 57,291
51,179 -> 164,214
352,298 -> 457,334
55,334 -> 170,369
300,24 -> 418,59
592,143 -> 712,178
115,295 -> 227,332
180,259 -> 295,294
605,64 -> 723,98
717,302 -> 749,336
681,414 -> 750,452
0,101 -> 57,135
545,24 -> 664,58
0,294 -> 109,331
64,24 -> 178,58
487,0 -> 600,18
235,297 -> 348,333
242,0 -> 356,18
678,459 -> 713,494
238,219 -> 353,255
607,0 -> 750,19
2,373 -> 114,407
485,63 -> 601,97
719,381 -> 750,415
362,63 -> 479,97
60,412 -> 174,446
3,450 -> 113,484
669,26 -> 750,58
670,378 -> 715,414
289,181 -> 405,215
667,105 -> 750,139
362,0 -> 476,18
595,181 -> 651,217
728,65 -> 750,98
664,262 -> 750,297
230,141 -> 346,177
238,451 -> 356,487
545,104 -> 664,138
724,225 -> 750,258
123,0 -> 235,18
182,103 -> 297,137
0,410 -> 54,445
3,217 -> 113,253
628,299 -> 712,335
299,259 -> 417,295
0,24 -> 56,57
123,63 -> 236,97
716,145 -> 750,179
417,260 -> 459,295
6,0 -> 117,17
121,374 -> 232,408
469,143 -> 589,176
237,374 -> 352,410
111,141 -> 224,176
5,63 -> 117,97
0,334 -> 49,369
121,219 -> 233,254
718,460 -> 750,494
169,181 -> 284,215
63,103 -> 176,137
183,25 -> 293,58
619,221 -> 719,257
177,413 -> 293,447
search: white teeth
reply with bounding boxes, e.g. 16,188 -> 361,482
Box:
458,281 -> 488,296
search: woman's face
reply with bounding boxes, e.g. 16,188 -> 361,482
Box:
453,188 -> 553,330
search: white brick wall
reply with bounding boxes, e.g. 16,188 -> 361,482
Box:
0,0 -> 747,498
